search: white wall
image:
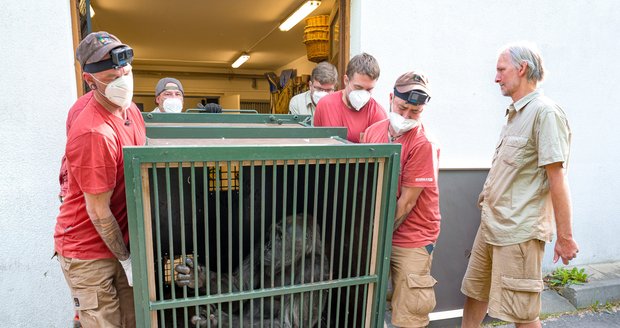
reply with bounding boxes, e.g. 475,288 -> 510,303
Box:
0,1 -> 76,326
352,0 -> 620,270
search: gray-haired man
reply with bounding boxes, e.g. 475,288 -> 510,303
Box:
461,42 -> 579,328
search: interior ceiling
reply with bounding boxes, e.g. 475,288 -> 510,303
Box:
90,0 -> 335,73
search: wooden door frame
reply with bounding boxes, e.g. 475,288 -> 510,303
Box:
328,0 -> 350,88
69,0 -> 93,97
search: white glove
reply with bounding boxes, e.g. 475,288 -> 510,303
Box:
120,256 -> 133,287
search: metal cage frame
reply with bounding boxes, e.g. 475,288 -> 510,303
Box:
143,113 -> 312,125
124,143 -> 400,327
145,126 -> 347,140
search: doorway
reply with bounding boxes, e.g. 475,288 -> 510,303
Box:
70,0 -> 349,113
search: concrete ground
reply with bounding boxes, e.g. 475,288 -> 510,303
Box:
488,304 -> 620,328
385,261 -> 620,328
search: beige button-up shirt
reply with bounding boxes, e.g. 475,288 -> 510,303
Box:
480,90 -> 571,246
288,90 -> 315,116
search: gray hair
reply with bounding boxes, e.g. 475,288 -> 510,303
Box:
311,62 -> 338,85
500,42 -> 545,82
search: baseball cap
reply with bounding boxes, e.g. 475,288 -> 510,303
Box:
76,31 -> 127,68
394,71 -> 431,96
155,78 -> 185,97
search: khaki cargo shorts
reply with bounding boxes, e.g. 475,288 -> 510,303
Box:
390,245 -> 437,327
461,227 -> 545,323
58,255 -> 135,328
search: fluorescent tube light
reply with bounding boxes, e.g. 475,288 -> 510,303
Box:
231,53 -> 250,68
279,1 -> 321,32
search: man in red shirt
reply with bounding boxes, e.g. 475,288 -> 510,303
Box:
58,92 -> 95,203
55,31 -> 146,327
313,53 -> 386,143
57,91 -> 94,327
363,71 -> 440,327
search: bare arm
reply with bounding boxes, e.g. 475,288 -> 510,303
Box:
394,186 -> 424,231
545,162 -> 579,265
84,190 -> 130,261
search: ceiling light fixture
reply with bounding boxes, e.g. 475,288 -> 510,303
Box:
231,52 -> 250,68
279,0 -> 321,32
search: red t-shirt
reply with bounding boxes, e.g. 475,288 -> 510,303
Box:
313,90 -> 387,143
55,95 -> 146,259
59,91 -> 95,198
364,119 -> 441,248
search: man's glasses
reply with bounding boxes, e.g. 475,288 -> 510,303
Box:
311,84 -> 335,93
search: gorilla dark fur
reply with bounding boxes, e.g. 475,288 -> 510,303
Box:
175,214 -> 330,327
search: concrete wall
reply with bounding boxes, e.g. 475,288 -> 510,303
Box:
0,1 -> 76,326
351,0 -> 620,270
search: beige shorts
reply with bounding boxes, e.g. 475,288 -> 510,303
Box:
59,255 -> 135,328
390,245 -> 437,328
461,227 -> 545,323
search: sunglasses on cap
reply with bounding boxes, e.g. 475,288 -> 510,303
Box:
84,46 -> 134,73
393,88 -> 431,105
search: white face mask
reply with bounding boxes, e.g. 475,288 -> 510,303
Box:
92,73 -> 134,109
311,91 -> 328,105
163,97 -> 183,113
348,90 -> 371,111
388,111 -> 418,135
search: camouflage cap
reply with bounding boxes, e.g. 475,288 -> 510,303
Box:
76,31 -> 127,68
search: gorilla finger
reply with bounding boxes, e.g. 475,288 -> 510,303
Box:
176,280 -> 190,287
177,273 -> 193,281
175,265 -> 190,274
191,315 -> 209,326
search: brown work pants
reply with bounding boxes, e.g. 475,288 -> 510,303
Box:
58,255 -> 135,328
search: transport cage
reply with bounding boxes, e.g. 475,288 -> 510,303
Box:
124,138 -> 400,328
142,112 -> 346,140
145,123 -> 347,140
142,113 -> 312,125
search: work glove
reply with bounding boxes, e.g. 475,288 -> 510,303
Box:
119,256 -> 133,287
175,257 -> 205,289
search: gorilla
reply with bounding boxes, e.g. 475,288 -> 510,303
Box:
175,214 -> 330,327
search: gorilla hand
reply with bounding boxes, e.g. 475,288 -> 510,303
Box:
174,257 -> 206,289
192,305 -> 218,327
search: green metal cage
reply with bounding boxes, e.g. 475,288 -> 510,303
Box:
142,113 -> 346,140
124,138 -> 400,327
142,112 -> 311,125
145,125 -> 347,140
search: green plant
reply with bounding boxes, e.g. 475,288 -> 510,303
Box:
544,267 -> 588,289
593,301 -> 617,313
604,301 -> 615,311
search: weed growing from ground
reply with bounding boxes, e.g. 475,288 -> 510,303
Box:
544,267 -> 588,290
